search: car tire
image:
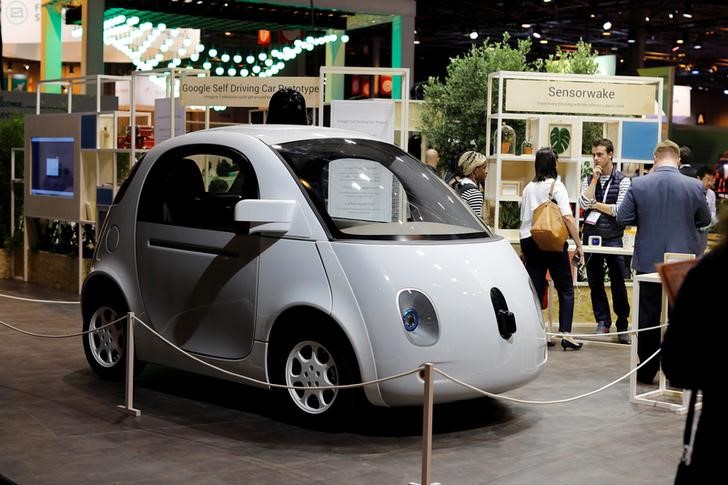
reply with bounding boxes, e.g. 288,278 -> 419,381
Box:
272,329 -> 362,423
82,297 -> 145,381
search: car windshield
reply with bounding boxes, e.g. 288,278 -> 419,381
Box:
275,138 -> 492,240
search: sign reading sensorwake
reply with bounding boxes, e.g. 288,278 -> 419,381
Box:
179,76 -> 320,108
505,79 -> 657,116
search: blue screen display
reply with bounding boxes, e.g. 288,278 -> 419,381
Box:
31,137 -> 75,198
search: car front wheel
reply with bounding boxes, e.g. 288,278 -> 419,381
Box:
82,300 -> 144,381
274,330 -> 361,421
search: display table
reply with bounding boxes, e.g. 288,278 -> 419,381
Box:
582,244 -> 634,256
629,272 -> 701,415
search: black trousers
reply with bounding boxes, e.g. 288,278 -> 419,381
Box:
585,238 -> 630,330
637,277 -> 670,382
521,237 -> 575,333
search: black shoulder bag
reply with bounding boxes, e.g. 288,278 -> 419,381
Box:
675,389 -> 699,484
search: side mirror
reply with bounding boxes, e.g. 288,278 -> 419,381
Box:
234,199 -> 296,236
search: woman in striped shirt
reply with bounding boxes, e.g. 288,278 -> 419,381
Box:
452,151 -> 488,217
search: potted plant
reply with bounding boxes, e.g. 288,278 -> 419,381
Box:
499,123 -> 516,154
521,140 -> 534,155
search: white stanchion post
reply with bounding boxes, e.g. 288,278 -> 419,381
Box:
421,363 -> 435,485
117,312 -> 141,417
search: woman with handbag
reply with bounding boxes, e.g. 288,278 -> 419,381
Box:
519,147 -> 585,351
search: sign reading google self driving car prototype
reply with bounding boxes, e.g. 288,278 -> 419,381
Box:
505,79 -> 657,116
179,76 -> 320,108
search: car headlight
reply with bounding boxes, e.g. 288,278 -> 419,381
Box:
398,289 -> 439,346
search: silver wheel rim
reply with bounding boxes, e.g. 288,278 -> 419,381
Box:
88,306 -> 124,368
285,340 -> 339,415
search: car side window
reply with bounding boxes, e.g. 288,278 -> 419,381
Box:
137,145 -> 259,232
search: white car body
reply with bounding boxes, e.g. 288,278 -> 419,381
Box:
81,125 -> 547,413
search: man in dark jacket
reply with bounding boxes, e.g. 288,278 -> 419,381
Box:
580,138 -> 632,343
617,140 -> 710,384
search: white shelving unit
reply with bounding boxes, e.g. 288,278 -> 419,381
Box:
485,71 -> 663,244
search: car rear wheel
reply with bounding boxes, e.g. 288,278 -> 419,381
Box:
82,299 -> 144,381
274,330 -> 361,421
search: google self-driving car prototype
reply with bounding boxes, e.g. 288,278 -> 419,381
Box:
81,125 -> 547,418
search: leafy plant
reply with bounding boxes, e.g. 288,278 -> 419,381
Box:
421,33 -> 535,165
499,201 -> 521,229
0,116 -> 25,248
550,126 -> 571,154
582,122 -> 605,155
537,40 -> 599,75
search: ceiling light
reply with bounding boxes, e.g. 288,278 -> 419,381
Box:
683,4 -> 693,19
669,12 -> 674,19
240,68 -> 249,77
202,60 -> 211,70
258,52 -> 267,61
227,67 -> 236,76
691,69 -> 699,75
208,48 -> 218,57
233,54 -> 242,63
603,21 -> 612,30
539,39 -> 548,44
246,55 -> 255,63
676,38 -> 684,44
252,65 -> 261,74
723,89 -> 728,95
672,45 -> 680,52
469,31 -> 478,40
215,66 -> 224,75
521,23 -> 531,29
221,53 -> 230,62
589,13 -> 596,19
414,40 -> 420,45
645,16 -> 650,22
532,31 -> 542,39
224,31 -> 232,36
627,38 -> 636,44
602,31 -> 611,37
341,34 -> 350,43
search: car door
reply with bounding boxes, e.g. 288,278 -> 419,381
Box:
135,144 -> 259,359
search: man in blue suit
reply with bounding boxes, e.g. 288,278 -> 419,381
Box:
617,140 -> 710,384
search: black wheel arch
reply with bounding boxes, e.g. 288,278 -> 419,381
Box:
81,273 -> 129,324
266,306 -> 362,382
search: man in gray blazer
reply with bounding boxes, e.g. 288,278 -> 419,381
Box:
617,140 -> 710,384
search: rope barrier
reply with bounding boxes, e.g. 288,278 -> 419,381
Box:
546,323 -> 668,339
433,348 -> 662,405
0,315 -> 126,339
0,309 -> 667,400
131,315 -> 422,391
0,292 -> 79,305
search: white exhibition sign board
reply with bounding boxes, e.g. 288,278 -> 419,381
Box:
330,100 -> 395,143
1,0 -> 79,43
327,158 -> 394,223
505,79 -> 657,116
116,78 -> 168,107
179,76 -> 320,108
672,85 -> 692,119
154,98 -> 186,143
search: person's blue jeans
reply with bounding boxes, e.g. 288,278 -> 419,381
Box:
585,237 -> 630,331
521,237 -> 575,333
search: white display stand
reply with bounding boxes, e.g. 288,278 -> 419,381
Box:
629,270 -> 700,415
485,71 -> 663,244
26,75 -> 134,292
130,67 -> 210,163
318,66 -> 410,148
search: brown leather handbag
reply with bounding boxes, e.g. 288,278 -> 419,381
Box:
531,179 -> 568,251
